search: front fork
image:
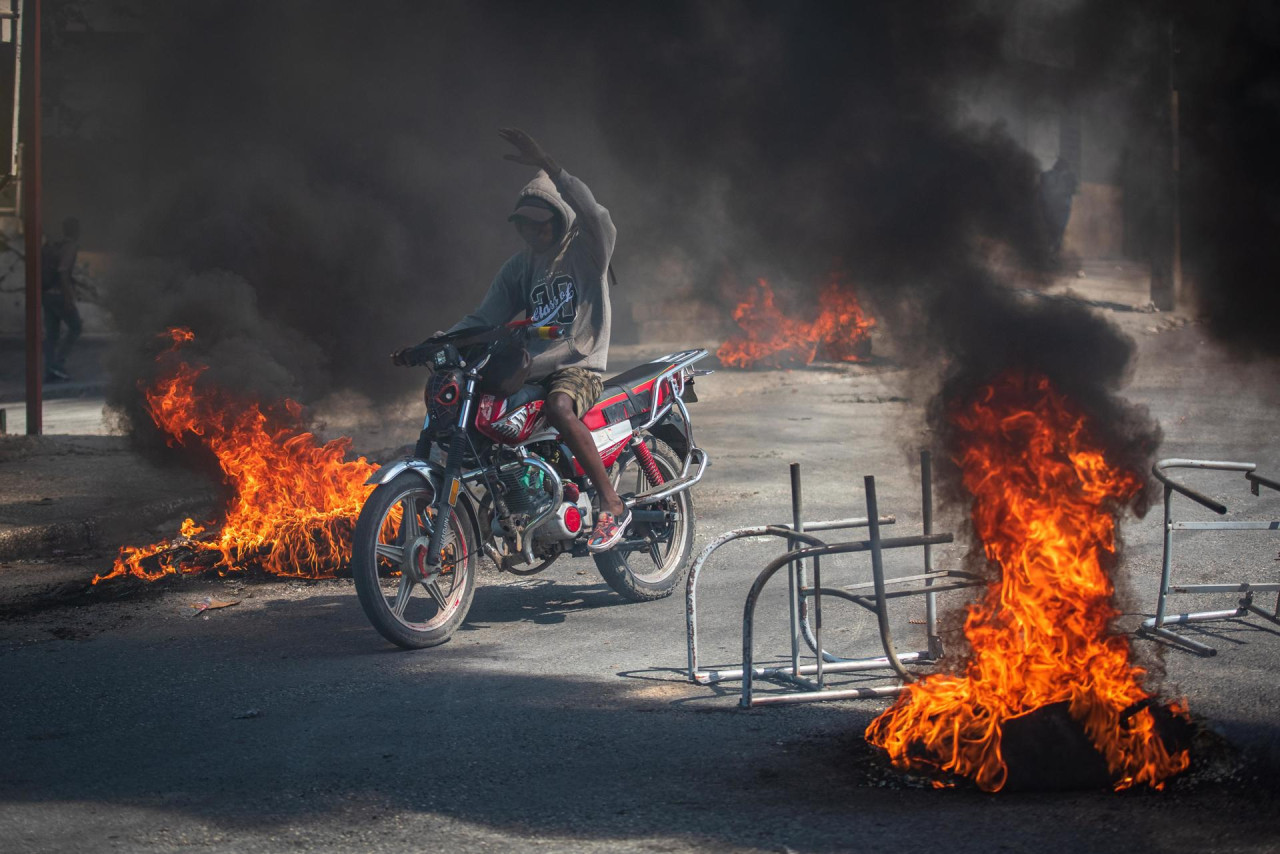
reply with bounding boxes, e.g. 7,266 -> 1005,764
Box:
423,373 -> 480,572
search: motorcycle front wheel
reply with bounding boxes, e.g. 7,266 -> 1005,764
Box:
593,436 -> 696,601
352,471 -> 478,648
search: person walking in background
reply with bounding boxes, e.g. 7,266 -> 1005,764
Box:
41,217 -> 82,382
1038,157 -> 1078,262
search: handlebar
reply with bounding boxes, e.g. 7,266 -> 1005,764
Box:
393,322 -> 567,367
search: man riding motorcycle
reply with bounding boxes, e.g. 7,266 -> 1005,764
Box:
429,128 -> 630,552
368,129 -> 711,647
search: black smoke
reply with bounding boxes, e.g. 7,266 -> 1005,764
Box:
1106,0 -> 1280,359
85,3 -> 1054,432
1174,2 -> 1280,359
96,1 -> 554,433
562,3 -> 1164,476
50,1 -> 1272,465
1030,0 -> 1280,360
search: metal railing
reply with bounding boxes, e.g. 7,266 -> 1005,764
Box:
685,451 -> 984,707
1138,458 -> 1280,656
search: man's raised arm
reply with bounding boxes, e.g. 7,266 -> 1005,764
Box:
499,128 -> 616,266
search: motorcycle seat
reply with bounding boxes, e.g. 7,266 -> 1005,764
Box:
601,360 -> 672,391
585,359 -> 679,429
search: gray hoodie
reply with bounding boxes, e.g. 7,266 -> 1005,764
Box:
449,169 -> 617,380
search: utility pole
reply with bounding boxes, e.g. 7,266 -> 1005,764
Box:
1169,19 -> 1182,305
1149,18 -> 1179,312
21,0 -> 40,434
6,0 -> 22,180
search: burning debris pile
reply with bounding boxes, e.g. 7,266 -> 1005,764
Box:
717,276 -> 875,369
93,328 -> 379,584
865,371 -> 1191,792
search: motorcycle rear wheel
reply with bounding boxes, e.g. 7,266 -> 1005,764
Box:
352,471 -> 478,648
593,436 -> 695,601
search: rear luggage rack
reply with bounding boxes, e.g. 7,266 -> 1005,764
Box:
623,373 -> 709,508
626,447 -> 709,508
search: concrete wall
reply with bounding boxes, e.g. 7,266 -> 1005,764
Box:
1063,181 -> 1124,260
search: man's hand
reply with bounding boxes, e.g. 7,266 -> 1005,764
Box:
391,331 -> 446,366
499,128 -> 559,175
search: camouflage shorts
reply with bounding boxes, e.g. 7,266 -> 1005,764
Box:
543,367 -> 604,417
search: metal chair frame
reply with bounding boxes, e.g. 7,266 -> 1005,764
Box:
1139,458 -> 1280,657
685,452 -> 983,707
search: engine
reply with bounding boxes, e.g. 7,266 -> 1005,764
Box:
493,455 -> 594,544
535,496 -> 593,541
496,459 -> 553,517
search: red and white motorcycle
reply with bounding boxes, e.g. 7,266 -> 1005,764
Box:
353,323 -> 711,648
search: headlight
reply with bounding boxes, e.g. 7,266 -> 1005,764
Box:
425,369 -> 464,436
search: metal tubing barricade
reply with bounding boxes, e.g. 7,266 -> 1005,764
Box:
687,522 -> 892,684
685,452 -> 983,707
1139,458 -> 1280,656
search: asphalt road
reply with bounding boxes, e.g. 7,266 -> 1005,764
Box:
2,314 -> 1279,853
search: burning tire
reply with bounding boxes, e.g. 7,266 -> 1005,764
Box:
352,471 -> 478,648
594,436 -> 695,601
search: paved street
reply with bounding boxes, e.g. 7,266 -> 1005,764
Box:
2,304 -> 1279,853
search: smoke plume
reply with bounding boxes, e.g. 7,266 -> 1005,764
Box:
52,1 -> 1271,463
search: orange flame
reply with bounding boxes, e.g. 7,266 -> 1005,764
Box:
93,328 -> 379,583
865,372 -> 1190,791
716,275 -> 875,369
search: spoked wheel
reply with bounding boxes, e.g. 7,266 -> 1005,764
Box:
593,435 -> 695,601
352,471 -> 478,648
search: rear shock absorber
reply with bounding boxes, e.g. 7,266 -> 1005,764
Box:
631,437 -> 665,487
